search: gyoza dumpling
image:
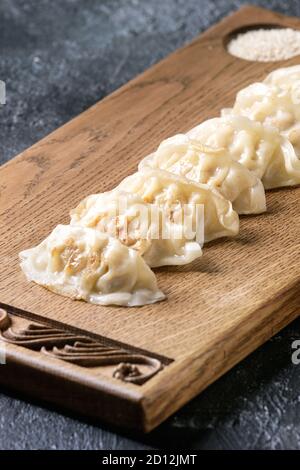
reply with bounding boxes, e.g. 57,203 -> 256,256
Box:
71,190 -> 203,268
223,80 -> 300,164
139,134 -> 266,214
19,225 -> 165,307
117,167 -> 239,243
264,65 -> 300,89
223,82 -> 300,135
263,65 -> 300,157
195,115 -> 300,189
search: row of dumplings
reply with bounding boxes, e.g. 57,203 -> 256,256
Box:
20,65 -> 300,307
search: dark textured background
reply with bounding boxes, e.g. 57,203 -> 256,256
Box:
0,0 -> 300,450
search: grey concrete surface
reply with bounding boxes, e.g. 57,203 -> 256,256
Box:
0,0 -> 300,450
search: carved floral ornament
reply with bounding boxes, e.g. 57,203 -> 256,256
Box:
0,308 -> 164,385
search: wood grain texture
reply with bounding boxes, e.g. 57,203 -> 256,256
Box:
0,5 -> 299,431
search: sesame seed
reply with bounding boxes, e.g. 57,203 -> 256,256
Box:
227,28 -> 300,62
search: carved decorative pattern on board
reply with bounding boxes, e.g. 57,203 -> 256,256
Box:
0,307 -> 167,385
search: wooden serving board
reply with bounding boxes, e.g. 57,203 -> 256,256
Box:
0,5 -> 300,432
